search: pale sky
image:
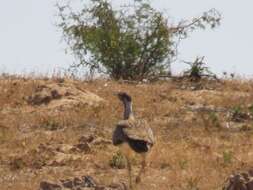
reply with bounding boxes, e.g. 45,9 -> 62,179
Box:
0,0 -> 252,77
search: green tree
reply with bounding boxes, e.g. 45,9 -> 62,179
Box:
56,0 -> 221,80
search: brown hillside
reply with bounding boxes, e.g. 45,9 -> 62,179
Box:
0,77 -> 253,190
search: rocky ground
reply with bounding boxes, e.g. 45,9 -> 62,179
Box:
0,76 -> 253,190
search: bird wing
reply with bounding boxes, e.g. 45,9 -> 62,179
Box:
117,119 -> 155,144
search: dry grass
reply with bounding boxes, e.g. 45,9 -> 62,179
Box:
0,76 -> 253,190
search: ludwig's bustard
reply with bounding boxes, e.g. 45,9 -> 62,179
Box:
112,92 -> 155,189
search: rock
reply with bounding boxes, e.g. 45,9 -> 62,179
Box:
61,179 -> 73,189
56,144 -> 77,154
225,122 -> 252,132
81,176 -> 97,187
27,89 -> 55,105
39,176 -> 127,190
247,181 -> 253,189
79,135 -> 95,144
249,169 -> 253,176
78,135 -> 111,148
106,183 -> 127,190
230,111 -> 251,123
92,137 -> 111,146
48,152 -> 82,166
40,176 -> 97,190
223,169 -> 253,190
26,82 -> 105,109
40,181 -> 62,190
74,143 -> 91,153
73,177 -> 83,187
55,142 -> 91,154
186,104 -> 228,113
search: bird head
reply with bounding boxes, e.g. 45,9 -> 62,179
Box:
116,92 -> 132,102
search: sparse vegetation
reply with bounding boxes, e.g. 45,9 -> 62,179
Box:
109,151 -> 126,169
208,112 -> 221,129
248,105 -> 253,115
222,150 -> 233,166
0,125 -> 9,143
40,118 -> 62,131
240,124 -> 253,131
160,162 -> 171,170
9,158 -> 26,171
183,56 -> 217,81
186,177 -> 200,190
230,105 -> 250,122
179,159 -> 188,170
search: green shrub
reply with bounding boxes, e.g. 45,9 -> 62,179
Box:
223,150 -> 233,165
179,159 -> 188,170
208,112 -> 221,128
57,0 -> 221,80
183,56 -> 216,81
187,177 -> 200,190
10,158 -> 26,171
109,151 -> 126,169
40,119 -> 62,131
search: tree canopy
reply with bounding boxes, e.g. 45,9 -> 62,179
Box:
57,0 -> 221,80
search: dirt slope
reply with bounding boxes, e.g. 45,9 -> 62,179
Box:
0,78 -> 253,190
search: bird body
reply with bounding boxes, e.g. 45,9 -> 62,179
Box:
112,92 -> 154,189
113,118 -> 154,153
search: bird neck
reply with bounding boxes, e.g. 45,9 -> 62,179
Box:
123,100 -> 134,120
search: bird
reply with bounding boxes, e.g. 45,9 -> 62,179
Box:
112,92 -> 155,189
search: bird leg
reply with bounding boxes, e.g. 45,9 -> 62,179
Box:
126,156 -> 133,189
136,153 -> 147,184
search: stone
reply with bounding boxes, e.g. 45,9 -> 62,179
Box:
39,176 -> 126,190
56,144 -> 76,153
73,177 -> 83,187
81,176 -> 97,187
74,143 -> 91,153
40,181 -> 62,190
79,135 -> 95,144
61,179 -> 73,189
246,180 -> 253,190
223,169 -> 253,190
27,90 -> 52,105
26,82 -> 105,109
92,138 -> 111,146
